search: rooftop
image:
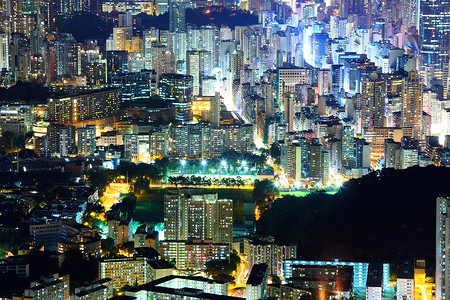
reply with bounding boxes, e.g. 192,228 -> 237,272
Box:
247,263 -> 268,286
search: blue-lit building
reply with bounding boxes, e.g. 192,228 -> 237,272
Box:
158,73 -> 194,123
106,51 -> 128,83
311,33 -> 329,69
111,70 -> 158,101
284,260 -> 390,291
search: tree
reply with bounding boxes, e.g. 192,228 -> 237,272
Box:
270,274 -> 282,285
269,143 -> 281,159
106,193 -> 137,220
59,249 -> 98,292
215,274 -> 235,284
119,241 -> 135,256
253,179 -> 279,204
101,238 -> 118,257
230,250 -> 240,268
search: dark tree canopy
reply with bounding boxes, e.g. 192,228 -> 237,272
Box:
138,7 -> 258,30
257,166 -> 450,271
55,13 -> 114,42
0,81 -> 51,104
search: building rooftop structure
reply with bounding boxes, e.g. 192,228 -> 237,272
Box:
126,275 -> 241,299
247,263 -> 269,286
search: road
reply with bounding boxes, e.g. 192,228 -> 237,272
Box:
229,254 -> 248,297
235,255 -> 248,287
101,182 -> 130,211
415,283 -> 434,300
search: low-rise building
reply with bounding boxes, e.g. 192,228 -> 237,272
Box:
246,263 -> 269,300
58,230 -> 101,257
14,273 -> 70,300
159,239 -> 230,270
397,259 -> 414,300
366,263 -> 384,300
30,222 -> 95,252
246,237 -> 297,280
266,283 -> 310,299
99,247 -> 173,290
125,275 -> 239,299
72,278 -> 113,300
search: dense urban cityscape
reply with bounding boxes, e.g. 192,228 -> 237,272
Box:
0,0 -> 449,299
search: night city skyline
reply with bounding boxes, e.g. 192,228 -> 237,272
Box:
0,0 -> 449,299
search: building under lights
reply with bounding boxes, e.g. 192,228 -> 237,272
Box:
158,73 -> 194,123
284,260 -> 390,293
124,275 -> 238,299
99,247 -> 173,290
164,193 -> 233,245
159,239 -> 230,270
47,88 -> 121,125
436,196 -> 450,300
420,0 -> 450,71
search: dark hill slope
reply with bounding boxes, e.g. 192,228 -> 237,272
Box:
257,166 -> 450,268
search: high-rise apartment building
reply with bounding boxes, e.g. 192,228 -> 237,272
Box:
106,51 -> 128,82
361,73 -> 386,129
17,274 -> 70,300
77,126 -> 96,156
47,124 -> 76,157
401,71 -> 423,139
151,44 -> 176,76
159,239 -> 229,270
48,88 -> 121,125
124,275 -> 232,299
159,74 -> 193,123
169,0 -> 185,32
308,141 -> 330,183
247,238 -> 297,280
277,67 -> 311,101
99,256 -> 155,290
283,93 -> 294,133
397,259 -> 414,300
113,27 -> 133,51
420,0 -> 450,69
0,33 -> 9,71
164,193 -> 233,245
341,126 -> 356,168
436,196 -> 450,300
72,279 -> 113,300
210,92 -> 221,127
124,134 -> 150,162
186,50 -> 212,96
281,138 -> 307,181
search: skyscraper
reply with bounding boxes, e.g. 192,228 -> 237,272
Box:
77,125 -> 96,156
361,72 -> 386,129
420,0 -> 450,69
113,27 -> 133,51
210,92 -> 220,127
186,50 -> 212,95
283,93 -> 294,133
159,74 -> 193,123
0,33 -> 9,71
169,0 -> 185,32
164,193 -> 233,245
401,71 -> 423,139
341,126 -> 356,168
436,196 -> 450,300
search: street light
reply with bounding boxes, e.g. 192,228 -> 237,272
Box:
241,161 -> 247,174
181,159 -> 186,174
201,160 -> 207,173
221,160 -> 227,174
